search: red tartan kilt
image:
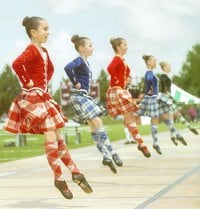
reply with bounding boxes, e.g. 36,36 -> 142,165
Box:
4,89 -> 67,134
106,87 -> 138,117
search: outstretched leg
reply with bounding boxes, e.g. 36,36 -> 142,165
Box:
124,112 -> 151,158
44,131 -> 73,199
55,130 -> 80,174
162,114 -> 187,146
151,117 -> 162,155
175,111 -> 199,135
55,130 -> 92,193
88,118 -> 119,173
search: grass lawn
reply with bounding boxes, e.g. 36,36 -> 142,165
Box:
0,117 -> 199,163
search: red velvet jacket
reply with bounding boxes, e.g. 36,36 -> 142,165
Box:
107,56 -> 130,89
12,44 -> 54,91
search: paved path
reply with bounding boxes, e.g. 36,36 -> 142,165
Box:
0,129 -> 200,209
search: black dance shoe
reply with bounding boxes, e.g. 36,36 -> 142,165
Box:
153,144 -> 162,155
112,153 -> 123,167
102,158 -> 117,173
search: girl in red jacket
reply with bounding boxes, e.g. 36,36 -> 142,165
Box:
106,37 -> 151,158
4,16 -> 92,199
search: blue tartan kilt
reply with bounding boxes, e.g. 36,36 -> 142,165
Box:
157,93 -> 172,115
137,95 -> 159,118
69,93 -> 106,124
157,93 -> 181,115
170,102 -> 181,115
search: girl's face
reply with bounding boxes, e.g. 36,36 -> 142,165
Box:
147,57 -> 157,69
31,20 -> 49,44
80,39 -> 94,58
163,64 -> 171,73
117,40 -> 128,55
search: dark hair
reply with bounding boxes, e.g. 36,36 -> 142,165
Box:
71,34 -> 89,52
22,16 -> 44,38
110,37 -> 125,52
142,55 -> 154,64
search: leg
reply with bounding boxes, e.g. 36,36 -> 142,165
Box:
162,113 -> 178,145
175,111 -> 198,135
124,127 -> 136,144
55,129 -> 92,194
94,118 -> 123,166
151,117 -> 159,145
91,117 -> 116,155
151,117 -> 162,155
88,119 -> 110,159
44,131 -> 73,199
55,129 -> 80,174
88,118 -> 119,173
124,112 -> 143,145
44,131 -> 63,180
124,112 -> 151,158
162,113 -> 187,146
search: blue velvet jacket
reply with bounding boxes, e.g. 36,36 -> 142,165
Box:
144,70 -> 158,96
64,57 -> 92,92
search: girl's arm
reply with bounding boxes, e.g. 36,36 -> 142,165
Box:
146,73 -> 155,95
44,48 -> 54,82
64,57 -> 82,86
165,77 -> 171,94
160,75 -> 171,94
12,48 -> 35,87
107,57 -> 122,85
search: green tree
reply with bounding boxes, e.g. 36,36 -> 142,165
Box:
0,65 -> 21,116
53,87 -> 61,104
172,43 -> 200,97
98,69 -> 109,104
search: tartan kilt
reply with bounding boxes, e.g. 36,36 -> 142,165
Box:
4,89 -> 67,134
106,87 -> 138,117
137,95 -> 159,118
157,93 -> 172,115
170,102 -> 181,115
69,93 -> 105,124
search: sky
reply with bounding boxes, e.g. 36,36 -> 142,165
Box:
0,0 -> 200,91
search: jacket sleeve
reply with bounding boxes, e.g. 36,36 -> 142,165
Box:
146,72 -> 154,84
46,50 -> 54,82
146,72 -> 155,94
107,58 -> 117,77
107,57 -> 122,85
160,75 -> 170,93
64,58 -> 82,85
12,48 -> 35,86
165,77 -> 171,92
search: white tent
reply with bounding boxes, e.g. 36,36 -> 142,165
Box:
171,84 -> 200,104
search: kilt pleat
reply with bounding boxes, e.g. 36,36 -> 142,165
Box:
106,87 -> 138,117
137,95 -> 159,118
157,93 -> 172,115
4,90 -> 67,134
69,93 -> 104,123
170,103 -> 181,115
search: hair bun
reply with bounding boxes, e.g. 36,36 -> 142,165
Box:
142,55 -> 148,60
71,35 -> 80,43
159,62 -> 164,66
110,38 -> 115,45
22,16 -> 30,27
159,61 -> 168,67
